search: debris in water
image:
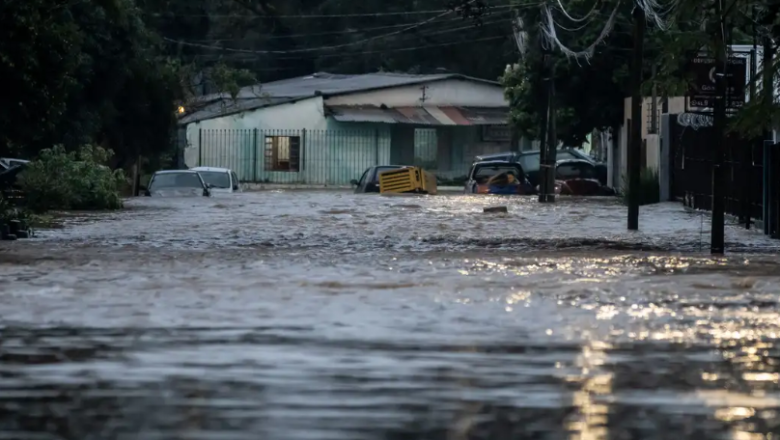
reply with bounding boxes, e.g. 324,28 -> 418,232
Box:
483,206 -> 508,213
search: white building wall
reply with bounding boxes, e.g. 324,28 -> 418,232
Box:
183,97 -> 326,170
324,79 -> 507,107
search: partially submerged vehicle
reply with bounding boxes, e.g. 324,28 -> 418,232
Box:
352,165 -> 412,193
378,166 -> 437,194
474,148 -> 607,187
547,159 -> 615,196
191,166 -> 241,193
464,160 -> 535,195
143,170 -> 211,197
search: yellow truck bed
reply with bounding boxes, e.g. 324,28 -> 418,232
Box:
378,167 -> 437,195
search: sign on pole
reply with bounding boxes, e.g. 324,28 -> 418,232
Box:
686,55 -> 747,110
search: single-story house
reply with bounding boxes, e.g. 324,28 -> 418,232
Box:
177,71 -> 531,184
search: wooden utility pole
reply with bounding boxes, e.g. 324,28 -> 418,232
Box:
545,58 -> 557,203
538,47 -> 551,202
710,0 -> 727,254
627,5 -> 645,230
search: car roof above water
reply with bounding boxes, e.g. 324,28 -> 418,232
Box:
154,169 -> 200,174
472,160 -> 521,166
191,166 -> 231,172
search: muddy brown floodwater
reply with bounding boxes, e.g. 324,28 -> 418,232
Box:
2,191 -> 780,440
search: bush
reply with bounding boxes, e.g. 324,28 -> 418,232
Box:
621,168 -> 660,206
19,145 -> 125,212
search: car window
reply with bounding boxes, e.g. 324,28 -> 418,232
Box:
556,151 -> 578,161
149,172 -> 204,190
231,172 -> 239,187
473,165 -> 525,183
198,171 -> 231,188
556,163 -> 596,180
518,153 -> 540,171
357,168 -> 370,186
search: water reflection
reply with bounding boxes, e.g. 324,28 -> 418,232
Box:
1,192 -> 780,439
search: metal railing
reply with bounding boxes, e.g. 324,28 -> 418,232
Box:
668,114 -> 775,235
190,128 -> 473,185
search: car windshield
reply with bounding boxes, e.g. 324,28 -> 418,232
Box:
474,165 -> 524,184
517,153 -> 540,171
149,172 -> 203,190
198,171 -> 231,188
518,150 -> 580,171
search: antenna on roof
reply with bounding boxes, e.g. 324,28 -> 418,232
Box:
419,85 -> 429,106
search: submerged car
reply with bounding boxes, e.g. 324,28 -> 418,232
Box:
143,170 -> 211,197
546,159 -> 615,196
475,148 -> 607,187
464,160 -> 535,195
191,166 -> 241,193
351,165 -> 412,193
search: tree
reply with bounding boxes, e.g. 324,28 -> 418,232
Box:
500,0 -> 780,146
0,0 -> 83,156
501,0 -> 637,146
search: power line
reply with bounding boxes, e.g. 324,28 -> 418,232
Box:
165,17 -> 511,55
182,14 -> 512,42
162,0 -> 510,55
165,4 -> 465,54
178,35 -> 509,61
145,5 -> 512,19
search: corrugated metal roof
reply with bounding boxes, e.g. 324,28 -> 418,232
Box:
325,106 -> 398,124
191,72 -> 499,103
457,107 -> 509,125
179,71 -> 504,125
178,96 -> 300,125
327,106 -> 508,125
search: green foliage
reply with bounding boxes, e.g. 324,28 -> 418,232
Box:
502,0 -> 780,146
209,63 -> 257,99
621,168 -> 660,206
501,0 -> 637,146
19,146 -> 125,212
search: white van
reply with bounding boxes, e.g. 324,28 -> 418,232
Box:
190,167 -> 241,193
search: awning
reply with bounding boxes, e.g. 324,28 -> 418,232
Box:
326,105 -> 508,125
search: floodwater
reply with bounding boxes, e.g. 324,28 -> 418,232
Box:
2,191 -> 780,440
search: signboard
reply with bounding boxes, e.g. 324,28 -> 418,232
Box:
686,55 -> 747,109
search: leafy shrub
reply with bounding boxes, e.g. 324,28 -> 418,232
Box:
621,168 -> 660,206
19,145 -> 125,212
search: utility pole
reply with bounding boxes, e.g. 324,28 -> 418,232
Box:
744,6 -> 758,229
627,4 -> 645,230
545,57 -> 557,203
538,45 -> 551,202
763,36 -> 776,237
710,0 -> 727,254
650,64 -> 658,134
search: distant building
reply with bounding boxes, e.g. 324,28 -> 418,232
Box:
177,71 -> 529,184
608,44 -> 779,194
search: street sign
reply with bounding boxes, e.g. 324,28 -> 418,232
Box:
686,56 -> 747,109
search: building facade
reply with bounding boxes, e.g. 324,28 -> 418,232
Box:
178,72 -> 528,185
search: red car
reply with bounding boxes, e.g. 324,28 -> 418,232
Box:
538,159 -> 615,196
